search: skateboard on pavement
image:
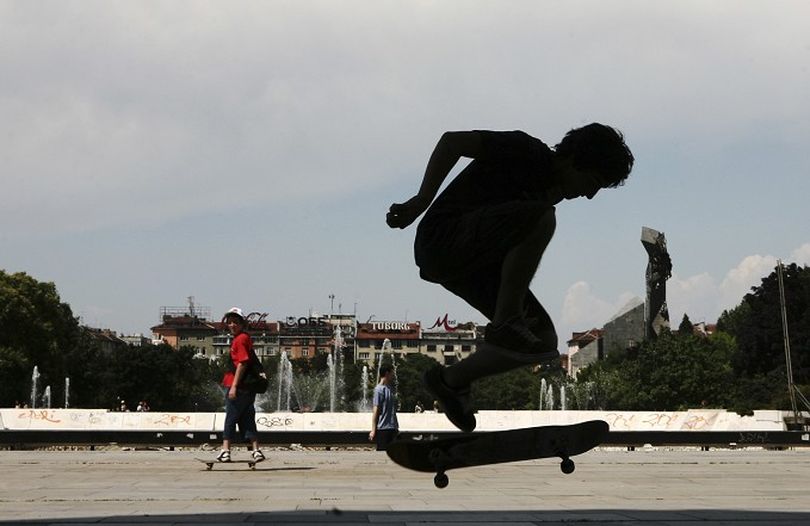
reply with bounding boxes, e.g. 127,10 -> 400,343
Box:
386,419 -> 609,487
195,458 -> 261,470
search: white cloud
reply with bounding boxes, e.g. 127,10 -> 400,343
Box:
718,254 -> 778,308
563,242 -> 809,335
655,244 -> 809,324
790,243 -> 810,266
667,272 -> 718,323
561,281 -> 636,330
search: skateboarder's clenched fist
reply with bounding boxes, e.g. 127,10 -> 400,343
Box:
386,195 -> 430,229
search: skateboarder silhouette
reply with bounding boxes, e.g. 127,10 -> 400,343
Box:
386,124 -> 633,432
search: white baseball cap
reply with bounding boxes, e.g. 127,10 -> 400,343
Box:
223,307 -> 245,321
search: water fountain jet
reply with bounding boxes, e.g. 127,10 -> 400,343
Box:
31,366 -> 40,409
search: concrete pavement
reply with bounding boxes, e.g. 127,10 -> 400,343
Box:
2,446 -> 810,525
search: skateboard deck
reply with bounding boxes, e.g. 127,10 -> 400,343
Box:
195,458 -> 261,470
387,419 -> 609,487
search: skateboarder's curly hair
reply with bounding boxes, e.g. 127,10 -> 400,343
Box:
554,123 -> 634,188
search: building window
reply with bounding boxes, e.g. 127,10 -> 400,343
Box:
444,344 -> 454,353
359,352 -> 370,360
427,344 -> 436,352
461,345 -> 471,353
391,340 -> 402,349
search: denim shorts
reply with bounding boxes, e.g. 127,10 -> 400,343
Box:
223,388 -> 258,442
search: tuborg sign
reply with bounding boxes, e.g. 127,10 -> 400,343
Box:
370,321 -> 411,331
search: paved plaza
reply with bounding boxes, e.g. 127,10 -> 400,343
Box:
1,446 -> 810,525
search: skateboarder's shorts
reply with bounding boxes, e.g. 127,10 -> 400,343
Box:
415,201 -> 558,348
415,201 -> 555,283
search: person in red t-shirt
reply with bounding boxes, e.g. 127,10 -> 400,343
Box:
215,307 -> 265,463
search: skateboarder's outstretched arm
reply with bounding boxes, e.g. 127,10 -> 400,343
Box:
386,131 -> 483,229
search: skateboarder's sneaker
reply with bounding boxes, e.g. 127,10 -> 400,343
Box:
423,366 -> 476,433
485,317 -> 560,364
215,449 -> 231,462
252,449 -> 266,463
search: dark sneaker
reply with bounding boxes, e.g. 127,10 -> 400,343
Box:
423,366 -> 476,433
252,449 -> 266,463
485,317 -> 560,364
215,449 -> 231,463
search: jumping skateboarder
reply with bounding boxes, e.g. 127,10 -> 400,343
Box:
386,124 -> 634,432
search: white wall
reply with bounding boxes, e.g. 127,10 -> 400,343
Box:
0,408 -> 788,432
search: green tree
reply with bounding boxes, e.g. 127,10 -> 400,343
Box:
678,314 -> 693,335
719,263 -> 810,384
473,366 -> 544,410
717,263 -> 810,412
103,344 -> 222,411
0,346 -> 29,406
576,331 -> 736,411
341,359 -> 365,411
63,329 -> 110,408
0,270 -> 93,407
394,353 -> 440,412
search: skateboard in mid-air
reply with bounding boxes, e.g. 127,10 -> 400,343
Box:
386,419 -> 609,487
195,458 -> 261,470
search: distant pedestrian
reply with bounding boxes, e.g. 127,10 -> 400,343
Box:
369,365 -> 399,451
216,307 -> 265,464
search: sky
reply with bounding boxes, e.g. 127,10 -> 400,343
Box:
2,1 -> 809,352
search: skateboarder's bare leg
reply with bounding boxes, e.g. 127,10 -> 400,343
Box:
442,326 -> 557,389
442,209 -> 558,390
442,346 -> 527,388
493,207 -> 556,325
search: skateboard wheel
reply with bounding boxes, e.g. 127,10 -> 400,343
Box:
248,462 -> 256,469
205,463 -> 213,471
433,472 -> 449,489
560,458 -> 575,474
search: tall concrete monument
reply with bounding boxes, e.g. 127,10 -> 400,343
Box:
641,226 -> 672,340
